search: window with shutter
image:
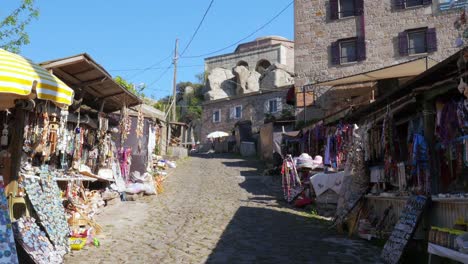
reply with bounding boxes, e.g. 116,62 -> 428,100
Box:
356,37 -> 366,61
426,28 -> 437,52
398,32 -> 409,56
408,29 -> 427,54
267,99 -> 279,113
338,0 -> 356,18
399,28 -> 436,56
213,110 -> 221,123
354,0 -> 364,15
406,0 -> 424,7
339,38 -> 357,63
395,0 -> 406,9
332,38 -> 364,65
331,41 -> 340,65
276,98 -> 283,113
234,105 -> 242,119
330,0 -> 339,20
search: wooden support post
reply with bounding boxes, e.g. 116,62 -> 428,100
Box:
422,100 -> 439,194
7,108 -> 26,195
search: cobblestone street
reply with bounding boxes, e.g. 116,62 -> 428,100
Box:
65,154 -> 382,264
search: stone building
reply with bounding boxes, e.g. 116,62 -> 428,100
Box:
201,87 -> 293,140
294,0 -> 463,120
201,36 -> 296,142
205,36 -> 294,74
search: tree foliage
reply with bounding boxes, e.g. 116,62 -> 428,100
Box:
114,75 -> 146,97
176,80 -> 204,123
0,0 -> 39,53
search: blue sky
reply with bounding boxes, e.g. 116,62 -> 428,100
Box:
3,1 -> 293,100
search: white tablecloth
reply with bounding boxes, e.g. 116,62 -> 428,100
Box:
310,171 -> 344,197
428,243 -> 468,264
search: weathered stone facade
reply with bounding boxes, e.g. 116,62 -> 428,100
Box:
205,36 -> 295,73
201,88 -> 292,141
294,0 -> 461,88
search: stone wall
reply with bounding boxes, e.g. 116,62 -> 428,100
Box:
294,0 -> 460,88
200,89 -> 291,141
205,44 -> 294,73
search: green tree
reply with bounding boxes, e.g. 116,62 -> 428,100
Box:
0,0 -> 39,53
114,75 -> 146,97
176,79 -> 204,123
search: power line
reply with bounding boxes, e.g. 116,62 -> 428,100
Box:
125,52 -> 173,81
181,0 -> 293,59
110,64 -> 204,72
179,0 -> 215,57
145,63 -> 174,91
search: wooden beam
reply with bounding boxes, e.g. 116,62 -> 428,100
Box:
101,91 -> 124,99
40,55 -> 87,69
51,67 -> 82,84
74,77 -> 108,88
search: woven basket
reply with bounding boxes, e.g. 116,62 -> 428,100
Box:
68,215 -> 87,227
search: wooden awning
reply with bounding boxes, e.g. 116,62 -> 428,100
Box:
40,53 -> 141,113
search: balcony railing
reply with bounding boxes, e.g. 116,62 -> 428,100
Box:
439,0 -> 467,11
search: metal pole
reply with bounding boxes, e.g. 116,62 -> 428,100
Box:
303,86 -> 307,124
172,39 -> 179,122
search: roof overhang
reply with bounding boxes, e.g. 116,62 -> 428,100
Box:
40,54 -> 141,113
313,57 -> 437,87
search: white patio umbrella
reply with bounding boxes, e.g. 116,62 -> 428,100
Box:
206,131 -> 229,139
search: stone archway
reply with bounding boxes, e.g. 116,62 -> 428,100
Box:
236,60 -> 249,69
255,59 -> 271,74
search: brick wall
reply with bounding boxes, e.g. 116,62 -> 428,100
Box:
200,89 -> 291,141
294,0 -> 460,87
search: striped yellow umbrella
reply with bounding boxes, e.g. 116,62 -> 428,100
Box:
0,48 -> 74,108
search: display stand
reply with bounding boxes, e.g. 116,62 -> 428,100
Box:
427,243 -> 468,264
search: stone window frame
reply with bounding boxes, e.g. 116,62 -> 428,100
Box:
339,38 -> 358,64
395,0 -> 433,10
212,109 -> 221,123
338,0 -> 356,18
405,0 -> 425,7
230,105 -> 242,120
407,29 -> 428,55
268,98 -> 279,113
398,27 -> 437,56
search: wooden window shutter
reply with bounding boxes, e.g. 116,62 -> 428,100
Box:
426,28 -> 437,53
395,0 -> 406,9
263,101 -> 269,113
354,0 -> 364,16
398,32 -> 409,56
276,98 -> 283,112
330,0 -> 339,20
357,38 -> 366,61
331,41 -> 340,65
422,0 -> 432,5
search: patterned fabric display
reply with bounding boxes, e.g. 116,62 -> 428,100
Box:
23,166 -> 69,254
13,217 -> 62,264
0,184 -> 18,264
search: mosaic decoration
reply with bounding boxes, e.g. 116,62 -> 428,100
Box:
13,217 -> 62,264
0,184 -> 18,264
381,195 -> 428,264
23,166 -> 69,252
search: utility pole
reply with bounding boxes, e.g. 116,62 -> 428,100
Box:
172,39 -> 179,122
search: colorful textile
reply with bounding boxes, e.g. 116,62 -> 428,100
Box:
411,133 -> 431,194
281,155 -> 302,202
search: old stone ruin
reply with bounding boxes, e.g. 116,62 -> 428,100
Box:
204,62 -> 295,101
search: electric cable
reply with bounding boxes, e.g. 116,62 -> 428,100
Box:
181,0 -> 293,59
179,0 -> 215,57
